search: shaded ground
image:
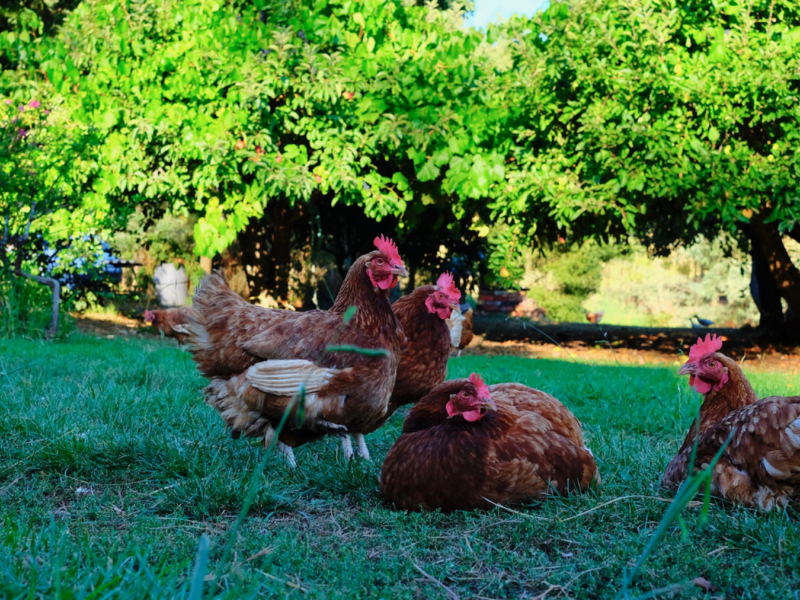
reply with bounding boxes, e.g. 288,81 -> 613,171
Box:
471,315 -> 800,370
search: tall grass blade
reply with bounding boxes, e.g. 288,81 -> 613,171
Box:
188,534 -> 210,600
615,430 -> 734,599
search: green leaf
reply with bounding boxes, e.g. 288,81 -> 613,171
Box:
417,159 -> 440,182
391,172 -> 409,191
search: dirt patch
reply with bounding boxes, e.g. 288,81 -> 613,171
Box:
72,312 -> 154,340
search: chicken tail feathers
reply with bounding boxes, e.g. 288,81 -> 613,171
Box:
185,271 -> 256,376
205,376 -> 272,440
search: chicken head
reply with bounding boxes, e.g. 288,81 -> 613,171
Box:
425,272 -> 461,319
679,333 -> 729,393
367,235 -> 408,289
446,373 -> 497,422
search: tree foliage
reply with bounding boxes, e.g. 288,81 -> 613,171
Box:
3,0 -> 800,323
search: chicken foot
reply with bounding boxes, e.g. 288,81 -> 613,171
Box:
277,442 -> 297,468
341,435 -> 354,459
339,434 -> 371,461
265,424 -> 297,468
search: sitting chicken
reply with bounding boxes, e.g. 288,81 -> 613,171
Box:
380,373 -> 599,511
662,334 -> 800,510
144,306 -> 193,344
185,236 -> 407,466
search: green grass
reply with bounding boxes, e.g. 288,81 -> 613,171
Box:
1,336 -> 799,599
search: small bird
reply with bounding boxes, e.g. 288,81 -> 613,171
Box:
585,311 -> 604,324
380,373 -> 600,511
662,334 -> 800,510
693,314 -> 714,327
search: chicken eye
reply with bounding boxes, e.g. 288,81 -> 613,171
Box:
375,258 -> 384,265
707,361 -> 717,368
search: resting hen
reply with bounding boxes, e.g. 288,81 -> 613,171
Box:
385,272 -> 462,417
144,307 -> 192,343
380,374 -> 599,511
662,334 -> 800,510
185,236 -> 407,466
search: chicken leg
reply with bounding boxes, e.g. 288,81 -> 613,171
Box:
277,441 -> 297,468
354,433 -> 371,461
341,435 -> 354,459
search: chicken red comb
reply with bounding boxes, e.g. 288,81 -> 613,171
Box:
688,333 -> 723,361
374,235 -> 403,266
144,310 -> 155,323
436,272 -> 461,302
469,372 -> 491,400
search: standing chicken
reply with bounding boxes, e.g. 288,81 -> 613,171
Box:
185,236 -> 407,466
380,374 -> 599,511
144,306 -> 193,344
662,334 -> 800,510
388,272 -> 462,413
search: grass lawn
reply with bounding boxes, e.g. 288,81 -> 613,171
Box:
1,335 -> 799,599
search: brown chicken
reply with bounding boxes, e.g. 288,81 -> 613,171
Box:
662,334 -> 800,510
585,311 -> 604,324
185,236 -> 408,466
144,307 -> 192,343
380,373 -> 599,511
386,272 -> 462,418
447,303 -> 474,351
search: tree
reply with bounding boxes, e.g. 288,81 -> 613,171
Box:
2,0 -> 518,301
0,92 -> 99,337
487,0 -> 800,327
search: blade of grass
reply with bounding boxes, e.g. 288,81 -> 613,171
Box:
188,534 -> 210,600
615,430 -> 734,599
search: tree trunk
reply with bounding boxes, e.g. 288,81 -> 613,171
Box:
748,212 -> 800,319
748,239 -> 784,329
15,269 -> 60,339
237,198 -> 304,303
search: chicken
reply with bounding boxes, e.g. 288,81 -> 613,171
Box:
449,303 -> 474,351
585,311 -> 604,324
372,273 -> 462,429
185,236 -> 408,466
662,334 -> 800,510
144,306 -> 193,343
380,373 -> 600,511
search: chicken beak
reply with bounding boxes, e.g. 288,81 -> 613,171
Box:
450,301 -> 461,314
481,397 -> 498,411
391,264 -> 409,278
678,361 -> 697,376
